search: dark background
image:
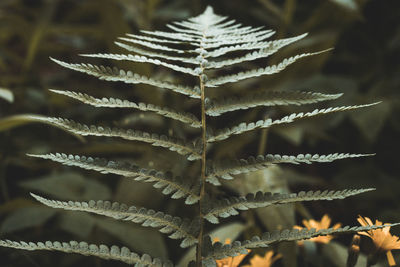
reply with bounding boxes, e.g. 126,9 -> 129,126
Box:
0,0 -> 399,266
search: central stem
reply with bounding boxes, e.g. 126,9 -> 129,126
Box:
196,32 -> 208,267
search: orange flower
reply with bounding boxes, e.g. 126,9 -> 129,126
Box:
242,251 -> 281,267
294,214 -> 342,244
214,238 -> 250,267
357,215 -> 400,266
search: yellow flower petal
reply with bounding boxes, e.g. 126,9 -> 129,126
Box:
386,251 -> 396,266
214,238 -> 250,267
357,215 -> 400,266
242,251 -> 281,267
294,214 -> 340,244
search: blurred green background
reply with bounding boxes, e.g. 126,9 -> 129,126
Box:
0,0 -> 399,266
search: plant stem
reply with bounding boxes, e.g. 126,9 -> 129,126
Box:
196,32 -> 208,267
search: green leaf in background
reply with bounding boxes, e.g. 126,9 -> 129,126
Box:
0,198 -> 34,214
95,218 -> 168,260
322,241 -> 367,267
0,88 -> 13,103
20,171 -> 112,201
58,211 -> 96,239
350,100 -> 391,142
329,0 -> 358,11
0,114 -> 85,142
0,206 -> 56,233
114,178 -> 164,210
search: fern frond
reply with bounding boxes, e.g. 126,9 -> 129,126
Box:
208,26 -> 270,36
189,7 -> 227,28
117,37 -> 186,53
50,58 -> 200,98
201,30 -> 275,49
125,33 -> 195,44
210,26 -> 266,36
4,6 -> 386,267
49,89 -> 201,128
181,7 -> 263,38
207,103 -> 379,142
203,189 -> 374,223
168,21 -> 206,32
205,91 -> 342,116
185,22 -> 266,38
171,17 -> 230,29
114,42 -> 199,64
39,117 -> 201,160
0,240 -> 173,266
205,33 -> 305,62
205,28 -> 273,43
203,223 -> 400,264
206,50 -> 331,87
167,16 -> 241,35
162,8 -> 265,39
79,53 -> 198,76
140,30 -> 199,41
186,18 -> 236,30
206,153 -> 372,185
27,153 -> 200,205
31,193 -> 199,248
164,24 -> 200,35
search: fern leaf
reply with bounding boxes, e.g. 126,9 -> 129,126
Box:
162,8 -> 257,38
125,33 -> 194,44
31,193 -> 199,248
205,39 -> 285,59
117,37 -> 186,53
203,189 -> 374,223
208,27 -> 272,39
211,23 -> 267,32
164,24 -> 205,36
206,153 -> 372,185
205,33 -> 305,62
39,117 -> 201,160
188,7 -> 263,36
201,30 -> 275,49
203,223 -> 400,263
158,24 -> 272,50
140,30 -> 199,41
0,114 -> 85,141
195,18 -> 236,29
79,53 -> 198,76
175,16 -> 263,36
189,6 -> 228,28
168,21 -> 206,31
211,26 -> 266,36
0,240 -> 173,266
169,15 -> 245,36
207,103 -> 379,142
205,91 -> 342,116
49,89 -> 201,128
206,50 -> 331,87
197,25 -> 267,40
50,58 -> 200,98
206,34 -> 307,69
27,153 -> 200,204
114,42 -> 199,64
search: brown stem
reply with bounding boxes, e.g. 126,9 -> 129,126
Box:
196,32 -> 208,267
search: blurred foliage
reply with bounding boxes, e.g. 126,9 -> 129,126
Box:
0,0 -> 399,266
